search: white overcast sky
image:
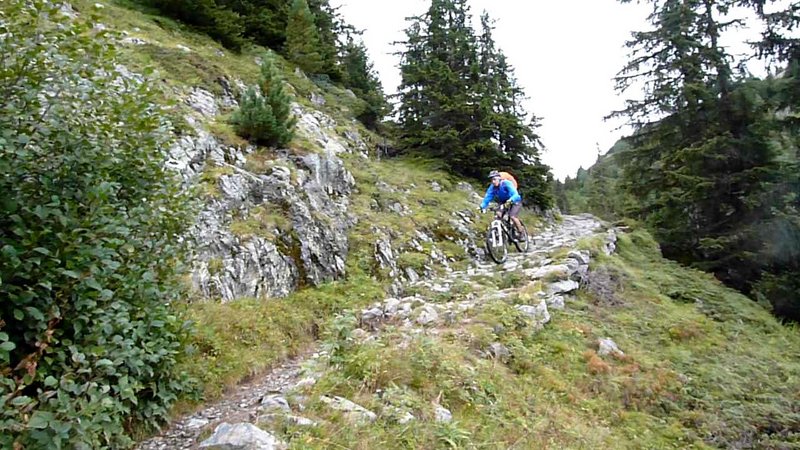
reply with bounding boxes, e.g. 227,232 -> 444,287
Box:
331,0 -> 786,180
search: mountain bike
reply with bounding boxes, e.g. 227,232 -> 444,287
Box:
484,203 -> 529,264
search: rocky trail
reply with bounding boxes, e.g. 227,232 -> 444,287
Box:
137,214 -> 618,450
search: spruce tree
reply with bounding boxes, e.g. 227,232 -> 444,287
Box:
308,0 -> 347,81
217,0 -> 290,50
396,2 -> 553,208
613,0 -> 799,319
285,0 -> 324,74
397,0 -> 479,171
231,54 -> 296,147
341,37 -> 390,128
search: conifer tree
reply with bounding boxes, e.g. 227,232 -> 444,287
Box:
231,54 -> 296,147
613,0 -> 798,318
397,0 -> 477,166
341,37 -> 390,128
217,0 -> 290,50
285,0 -> 324,74
396,2 -> 552,207
308,0 -> 346,81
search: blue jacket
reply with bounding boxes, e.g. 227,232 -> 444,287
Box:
480,180 -> 522,209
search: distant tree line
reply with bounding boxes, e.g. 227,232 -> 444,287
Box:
559,0 -> 799,321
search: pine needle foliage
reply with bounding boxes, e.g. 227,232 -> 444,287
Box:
231,54 -> 297,147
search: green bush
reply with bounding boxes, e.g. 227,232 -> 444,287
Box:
230,54 -> 296,147
0,1 -> 195,447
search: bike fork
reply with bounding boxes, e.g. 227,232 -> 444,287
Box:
491,221 -> 504,247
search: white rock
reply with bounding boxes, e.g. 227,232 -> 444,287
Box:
502,261 -> 519,271
185,417 -> 209,430
598,338 -> 624,357
546,279 -> 580,295
545,295 -> 566,310
186,87 -> 219,118
385,406 -> 416,424
405,267 -> 420,283
604,230 -> 618,255
526,264 -> 570,280
286,415 -> 317,426
431,283 -> 450,293
310,92 -> 326,106
434,406 -> 452,423
564,258 -> 581,273
516,299 -> 551,327
568,250 -> 591,265
383,298 -> 401,315
260,395 -> 290,413
488,342 -> 511,360
260,414 -> 317,427
121,37 -> 148,45
320,396 -> 377,424
416,305 -> 439,326
294,377 -> 317,390
198,423 -> 285,450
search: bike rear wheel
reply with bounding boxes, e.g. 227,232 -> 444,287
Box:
513,222 -> 529,253
485,222 -> 508,264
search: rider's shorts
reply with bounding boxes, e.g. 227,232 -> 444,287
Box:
508,202 -> 522,218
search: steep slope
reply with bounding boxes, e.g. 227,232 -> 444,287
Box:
142,218 -> 800,449
64,0 -> 491,416
138,215 -> 613,449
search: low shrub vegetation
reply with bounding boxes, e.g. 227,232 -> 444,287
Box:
0,2 -> 196,447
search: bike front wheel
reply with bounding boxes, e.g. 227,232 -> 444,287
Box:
485,221 -> 508,264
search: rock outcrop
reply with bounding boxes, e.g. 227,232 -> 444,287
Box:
166,80 -> 367,301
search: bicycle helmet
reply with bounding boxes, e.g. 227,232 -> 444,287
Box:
488,170 -> 500,179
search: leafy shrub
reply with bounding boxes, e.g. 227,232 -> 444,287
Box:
0,2 -> 195,447
230,54 -> 296,147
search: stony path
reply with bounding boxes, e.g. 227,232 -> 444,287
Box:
136,213 -> 616,449
136,353 -> 316,450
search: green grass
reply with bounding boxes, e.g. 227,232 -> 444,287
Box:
175,271 -> 385,402
229,205 -> 291,241
276,229 -> 800,449
197,162 -> 234,198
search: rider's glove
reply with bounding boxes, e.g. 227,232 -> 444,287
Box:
480,208 -> 486,214
504,199 -> 513,207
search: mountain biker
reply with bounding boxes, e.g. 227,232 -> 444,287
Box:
480,170 -> 524,236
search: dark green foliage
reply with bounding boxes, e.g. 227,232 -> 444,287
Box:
307,0 -> 346,81
0,1 -> 196,447
136,0 -> 388,127
340,37 -> 390,129
396,2 -> 553,209
742,0 -> 800,64
231,54 -> 297,147
219,0 -> 289,50
285,0 -> 324,74
145,0 -> 246,50
597,0 -> 800,321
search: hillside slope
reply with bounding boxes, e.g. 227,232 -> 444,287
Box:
14,2 -> 800,449
143,218 -> 800,449
66,0 -> 494,415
